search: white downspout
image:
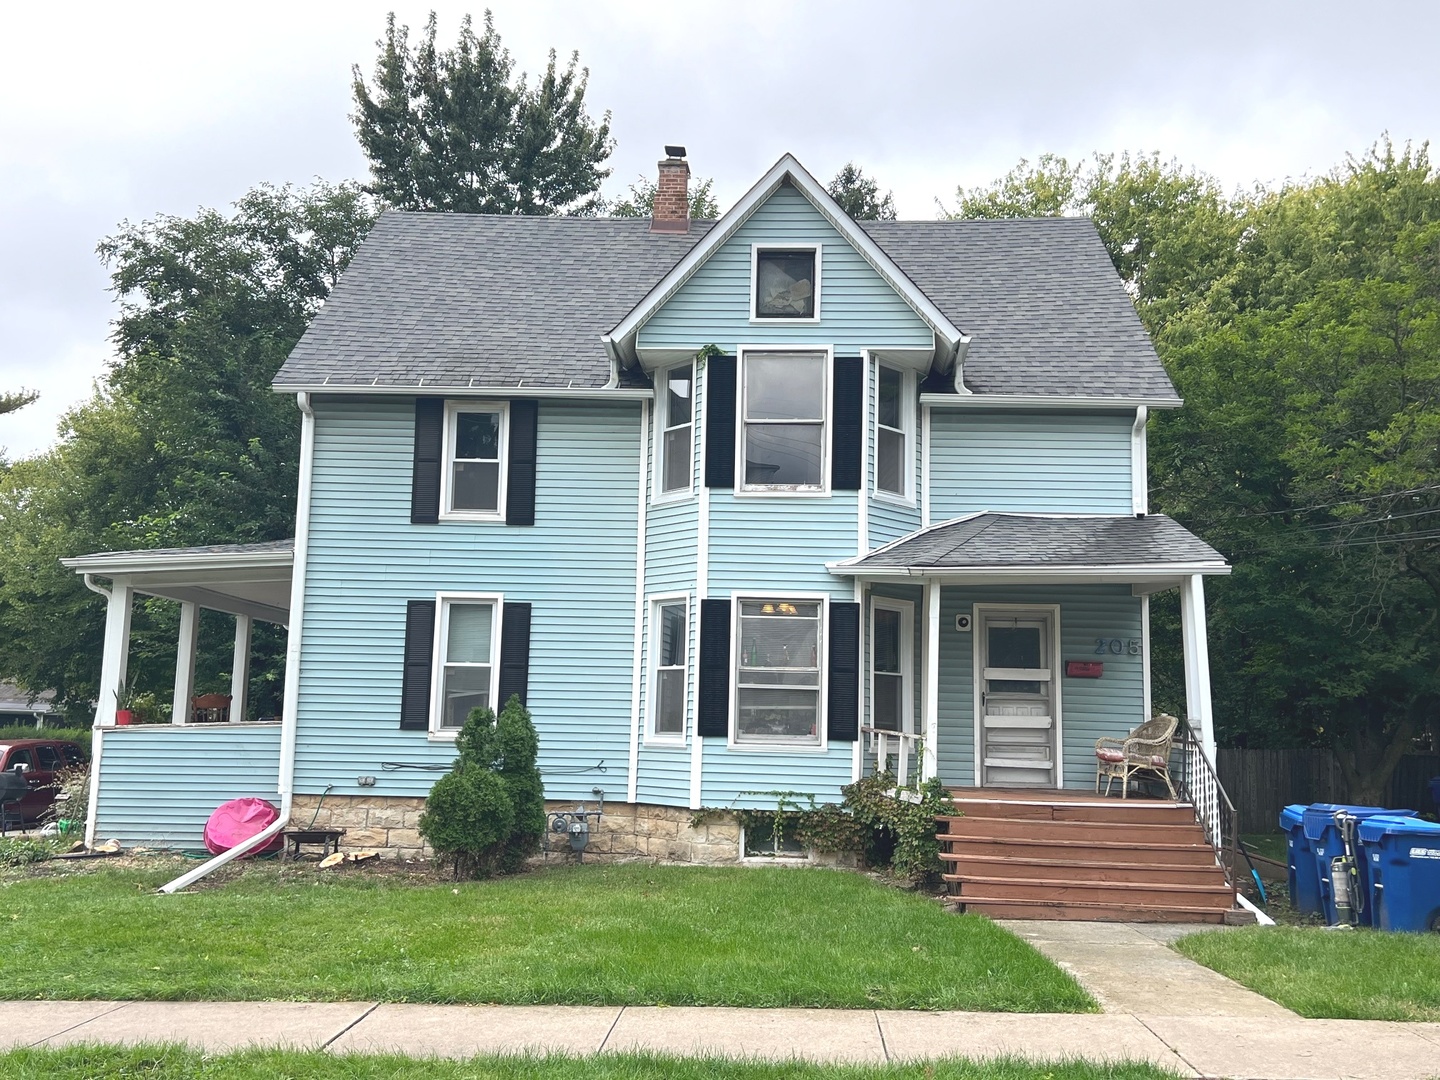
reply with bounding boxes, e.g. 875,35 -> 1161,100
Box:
159,392 -> 315,893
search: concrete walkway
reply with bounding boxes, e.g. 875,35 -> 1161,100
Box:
999,920 -> 1295,1017
4,999 -> 1440,1078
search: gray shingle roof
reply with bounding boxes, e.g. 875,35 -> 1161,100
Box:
274,209 -> 1176,402
841,514 -> 1224,572
275,213 -> 713,391
861,218 -> 1176,401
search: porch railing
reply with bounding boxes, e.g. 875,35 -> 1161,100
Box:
1171,716 -> 1239,889
862,726 -> 922,787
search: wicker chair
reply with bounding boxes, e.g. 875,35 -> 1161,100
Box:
1095,713 -> 1179,799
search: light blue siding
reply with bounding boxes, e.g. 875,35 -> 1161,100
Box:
929,410 -> 1134,517
296,397 -> 641,803
638,183 -> 933,352
700,743 -> 854,808
935,584 -> 1144,790
93,725 -> 281,849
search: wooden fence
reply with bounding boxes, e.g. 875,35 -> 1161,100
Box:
1216,748 -> 1440,833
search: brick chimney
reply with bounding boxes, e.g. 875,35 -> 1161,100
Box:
651,145 -> 690,233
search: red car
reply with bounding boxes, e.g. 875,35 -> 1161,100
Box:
0,738 -> 85,825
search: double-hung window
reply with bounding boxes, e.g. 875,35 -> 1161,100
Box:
735,599 -> 822,746
658,364 -> 693,496
740,350 -> 828,492
434,598 -> 498,732
443,403 -> 507,518
875,364 -> 909,499
870,600 -> 912,733
650,598 -> 688,738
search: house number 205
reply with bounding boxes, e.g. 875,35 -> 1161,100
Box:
1095,638 -> 1142,655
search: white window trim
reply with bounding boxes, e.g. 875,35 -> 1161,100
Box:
653,363 -> 695,504
873,362 -> 916,507
440,400 -> 509,522
749,243 -> 822,324
429,592 -> 504,740
869,597 -> 914,735
735,344 -> 833,498
727,591 -> 830,753
969,602 -> 1064,787
646,592 -> 690,744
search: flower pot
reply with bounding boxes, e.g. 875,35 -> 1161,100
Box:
115,710 -> 135,726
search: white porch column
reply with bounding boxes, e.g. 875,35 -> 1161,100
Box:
229,614 -> 252,723
1180,574 -> 1216,759
95,581 -> 134,727
922,578 -> 941,781
171,601 -> 200,725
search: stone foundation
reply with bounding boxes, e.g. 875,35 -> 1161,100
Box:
288,795 -> 858,866
288,795 -> 751,864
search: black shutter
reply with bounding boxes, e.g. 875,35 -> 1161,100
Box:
496,602 -> 532,706
831,357 -> 863,491
827,601 -> 861,742
704,355 -> 737,489
411,398 -> 444,524
506,399 -> 538,526
696,598 -> 732,737
400,600 -> 437,730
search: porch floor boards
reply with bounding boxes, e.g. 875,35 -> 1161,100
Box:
940,788 -> 1243,925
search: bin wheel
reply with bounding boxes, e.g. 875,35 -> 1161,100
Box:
1430,911 -> 1440,934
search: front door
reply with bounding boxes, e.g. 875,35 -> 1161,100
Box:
978,610 -> 1057,787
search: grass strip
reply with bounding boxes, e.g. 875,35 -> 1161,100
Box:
0,1046 -> 1180,1080
1175,925 -> 1440,1020
0,863 -> 1093,1012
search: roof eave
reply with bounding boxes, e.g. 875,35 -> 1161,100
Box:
60,549 -> 295,576
826,561 -> 1231,580
920,392 -> 1183,410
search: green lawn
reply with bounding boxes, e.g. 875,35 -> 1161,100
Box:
0,1047 -> 1178,1080
1239,832 -> 1286,864
0,863 -> 1093,1012
1176,926 -> 1440,1020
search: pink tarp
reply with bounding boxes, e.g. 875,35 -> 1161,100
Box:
203,797 -> 284,856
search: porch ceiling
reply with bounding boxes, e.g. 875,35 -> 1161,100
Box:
61,540 -> 294,624
830,513 -> 1228,583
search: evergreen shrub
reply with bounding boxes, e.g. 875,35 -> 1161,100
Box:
418,694 -> 545,878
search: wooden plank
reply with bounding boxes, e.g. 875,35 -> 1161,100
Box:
955,898 -> 1229,924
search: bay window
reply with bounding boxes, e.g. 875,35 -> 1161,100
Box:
735,598 -> 822,745
651,598 -> 688,738
740,349 -> 828,491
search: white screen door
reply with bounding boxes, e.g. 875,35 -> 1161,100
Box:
979,611 -> 1056,787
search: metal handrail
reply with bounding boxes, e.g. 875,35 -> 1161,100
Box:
1171,716 -> 1239,890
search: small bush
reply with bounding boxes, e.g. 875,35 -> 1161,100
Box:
0,836 -> 60,867
419,694 -> 545,878
841,772 -> 954,882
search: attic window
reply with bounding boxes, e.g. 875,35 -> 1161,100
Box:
752,246 -> 819,320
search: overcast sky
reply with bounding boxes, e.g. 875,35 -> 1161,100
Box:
2,0 -> 1437,458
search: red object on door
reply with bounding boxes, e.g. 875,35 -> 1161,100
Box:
1065,661 -> 1104,678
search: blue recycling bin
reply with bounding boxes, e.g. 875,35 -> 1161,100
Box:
1357,815 -> 1440,933
1303,804 -> 1417,926
1280,804 -> 1322,914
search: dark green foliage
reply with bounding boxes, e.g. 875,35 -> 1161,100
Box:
841,773 -> 954,882
352,12 -> 614,215
827,163 -> 897,221
419,694 -> 545,877
0,182 -> 375,715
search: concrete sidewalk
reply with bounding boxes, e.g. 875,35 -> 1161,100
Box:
3,999 -> 1439,1079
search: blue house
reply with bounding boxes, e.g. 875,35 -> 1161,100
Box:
66,151 -> 1236,915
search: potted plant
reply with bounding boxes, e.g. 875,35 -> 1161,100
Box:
114,683 -> 137,726
130,691 -> 163,723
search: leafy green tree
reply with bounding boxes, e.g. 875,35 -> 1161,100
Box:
352,11 -> 614,215
949,153 -> 1082,220
827,163 -> 896,221
0,181 -> 376,716
607,174 -> 719,219
0,389 -> 37,417
419,695 -> 545,877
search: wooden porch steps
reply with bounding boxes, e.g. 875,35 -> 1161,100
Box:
939,788 -> 1241,924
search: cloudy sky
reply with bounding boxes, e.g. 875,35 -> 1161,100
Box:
2,0 -> 1437,458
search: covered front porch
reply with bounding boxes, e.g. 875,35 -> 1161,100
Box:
61,540 -> 294,848
831,513 -> 1230,796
